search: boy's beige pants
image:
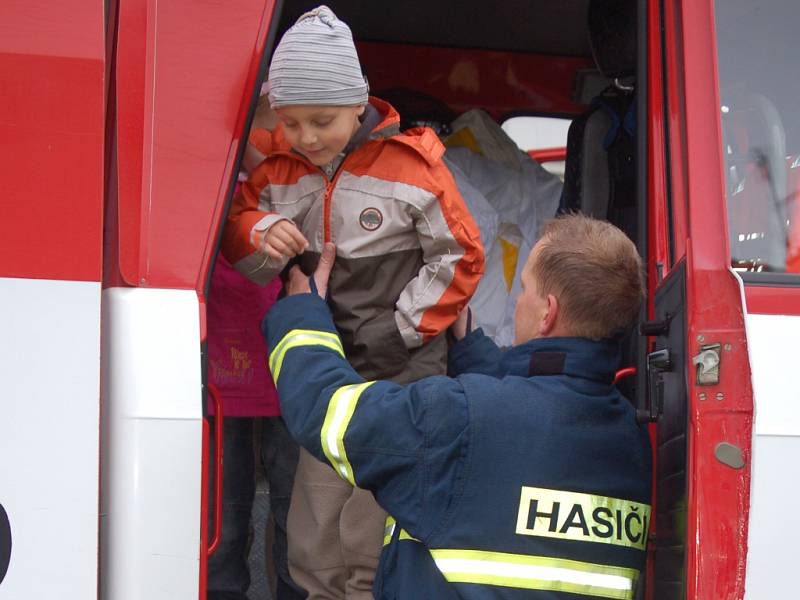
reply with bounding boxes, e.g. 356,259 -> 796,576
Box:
287,447 -> 386,599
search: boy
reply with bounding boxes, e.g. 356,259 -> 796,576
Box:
221,6 -> 484,599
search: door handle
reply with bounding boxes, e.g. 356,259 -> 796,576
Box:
637,348 -> 672,423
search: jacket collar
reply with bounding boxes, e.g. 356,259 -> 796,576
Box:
500,337 -> 622,384
366,96 -> 402,138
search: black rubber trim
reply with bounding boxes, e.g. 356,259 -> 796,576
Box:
739,272 -> 800,287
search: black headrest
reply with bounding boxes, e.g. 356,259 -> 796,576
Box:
588,0 -> 637,79
375,87 -> 457,134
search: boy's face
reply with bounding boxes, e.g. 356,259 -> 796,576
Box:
275,104 -> 365,167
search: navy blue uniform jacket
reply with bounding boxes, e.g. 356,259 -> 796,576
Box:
264,293 -> 652,599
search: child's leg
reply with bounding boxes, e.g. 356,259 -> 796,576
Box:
207,417 -> 256,600
287,448 -> 351,599
340,487 -> 386,599
261,417 -> 306,600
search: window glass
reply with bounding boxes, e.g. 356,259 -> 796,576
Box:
715,0 -> 800,275
502,116 -> 570,179
501,116 -> 570,151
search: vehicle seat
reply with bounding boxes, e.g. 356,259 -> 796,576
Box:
374,87 -> 457,136
561,0 -> 637,224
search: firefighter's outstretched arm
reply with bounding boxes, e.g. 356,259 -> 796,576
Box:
263,244 -> 469,541
445,306 -> 506,377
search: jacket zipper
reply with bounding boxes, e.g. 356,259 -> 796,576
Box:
322,165 -> 347,245
269,148 -> 350,248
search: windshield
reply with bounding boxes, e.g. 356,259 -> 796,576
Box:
715,0 -> 800,276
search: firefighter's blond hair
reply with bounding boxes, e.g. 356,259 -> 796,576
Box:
530,214 -> 645,340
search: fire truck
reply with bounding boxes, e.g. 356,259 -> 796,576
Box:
1,0 -> 797,598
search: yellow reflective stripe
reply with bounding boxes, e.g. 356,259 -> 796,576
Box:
320,382 -> 375,485
430,549 -> 638,599
383,516 -> 396,546
515,486 -> 651,550
383,516 -> 420,547
269,329 -> 344,382
399,529 -> 418,542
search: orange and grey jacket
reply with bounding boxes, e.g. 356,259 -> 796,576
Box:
222,98 -> 484,381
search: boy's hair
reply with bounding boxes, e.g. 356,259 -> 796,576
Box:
530,214 -> 645,340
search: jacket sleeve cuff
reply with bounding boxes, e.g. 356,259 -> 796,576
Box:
263,293 -> 339,351
447,328 -> 501,375
250,214 -> 292,248
452,327 -> 489,352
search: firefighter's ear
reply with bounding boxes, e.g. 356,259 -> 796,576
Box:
539,294 -> 559,336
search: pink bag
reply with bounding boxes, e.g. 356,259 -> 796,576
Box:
207,255 -> 282,416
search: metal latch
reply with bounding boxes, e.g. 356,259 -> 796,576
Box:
638,348 -> 672,423
692,343 -> 721,386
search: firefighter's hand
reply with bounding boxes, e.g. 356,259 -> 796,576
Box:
450,305 -> 473,341
263,220 -> 309,259
286,243 -> 336,299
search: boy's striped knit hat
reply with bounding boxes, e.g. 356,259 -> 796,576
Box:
267,5 -> 368,107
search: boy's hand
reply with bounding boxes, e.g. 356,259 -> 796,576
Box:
286,243 -> 336,298
263,221 -> 309,259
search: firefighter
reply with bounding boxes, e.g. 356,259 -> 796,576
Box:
265,214 -> 652,599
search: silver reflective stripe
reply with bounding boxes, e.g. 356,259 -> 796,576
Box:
431,549 -> 638,599
383,517 -> 396,546
320,382 -> 375,484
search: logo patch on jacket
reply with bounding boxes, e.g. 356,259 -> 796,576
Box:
359,207 -> 383,231
515,486 -> 650,550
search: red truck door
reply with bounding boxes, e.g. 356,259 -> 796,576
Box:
101,1 -> 278,599
645,1 -> 755,598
